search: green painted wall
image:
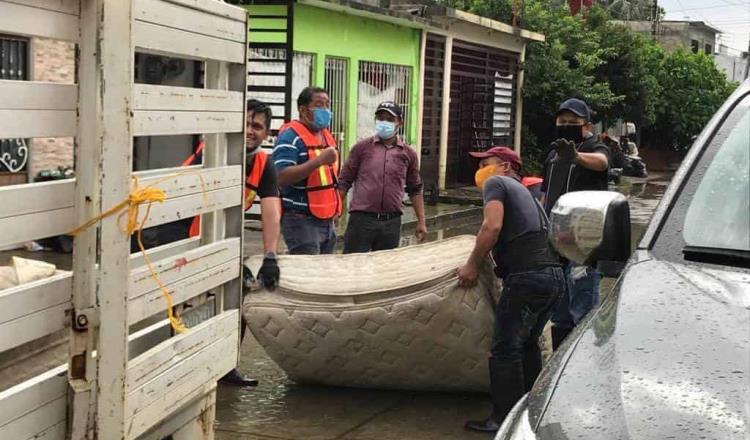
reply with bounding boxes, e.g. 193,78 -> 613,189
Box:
246,4 -> 422,153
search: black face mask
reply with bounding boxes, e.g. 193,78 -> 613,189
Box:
555,124 -> 584,144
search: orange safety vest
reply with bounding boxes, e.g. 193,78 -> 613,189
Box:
244,150 -> 268,211
280,120 -> 342,220
189,150 -> 269,237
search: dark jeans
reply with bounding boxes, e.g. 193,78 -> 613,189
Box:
343,212 -> 401,254
281,211 -> 336,255
552,263 -> 601,329
489,266 -> 566,422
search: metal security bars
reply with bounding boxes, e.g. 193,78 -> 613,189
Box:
324,57 -> 349,147
0,35 -> 29,174
357,61 -> 413,141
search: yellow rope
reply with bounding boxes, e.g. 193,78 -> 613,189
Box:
70,172 -> 209,334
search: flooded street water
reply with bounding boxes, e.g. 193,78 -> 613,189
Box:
215,172 -> 673,440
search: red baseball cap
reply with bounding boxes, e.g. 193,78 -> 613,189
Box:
469,146 -> 522,170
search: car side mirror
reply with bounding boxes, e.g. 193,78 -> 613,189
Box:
548,191 -> 631,277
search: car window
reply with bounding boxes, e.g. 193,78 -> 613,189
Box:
683,95 -> 750,252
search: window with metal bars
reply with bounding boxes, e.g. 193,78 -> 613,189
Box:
0,35 -> 30,175
357,61 -> 412,142
324,57 -> 349,148
247,48 -> 314,132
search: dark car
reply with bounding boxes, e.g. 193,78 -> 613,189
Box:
496,79 -> 750,439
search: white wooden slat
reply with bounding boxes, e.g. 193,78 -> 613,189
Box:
132,20 -> 245,64
0,365 -> 67,439
137,165 -> 243,199
134,0 -> 246,43
0,0 -> 78,42
140,185 -> 241,229
126,309 -> 236,392
9,0 -> 80,15
0,208 -> 74,249
137,391 -> 214,440
0,81 -> 77,111
0,179 -> 74,219
128,259 -> 238,325
133,110 -> 244,136
129,236 -> 201,268
129,238 -> 240,298
124,311 -> 238,439
0,110 -> 77,138
133,84 -> 244,112
157,0 -> 246,21
0,272 -> 71,353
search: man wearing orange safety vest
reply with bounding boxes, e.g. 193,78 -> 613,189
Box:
272,87 -> 341,254
220,99 -> 282,387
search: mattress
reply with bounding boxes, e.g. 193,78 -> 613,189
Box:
243,235 -> 500,392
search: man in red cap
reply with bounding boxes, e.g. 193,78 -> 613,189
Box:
457,146 -> 567,433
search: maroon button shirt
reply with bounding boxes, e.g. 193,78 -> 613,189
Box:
338,136 -> 423,214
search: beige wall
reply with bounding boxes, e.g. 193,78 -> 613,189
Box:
30,38 -> 75,179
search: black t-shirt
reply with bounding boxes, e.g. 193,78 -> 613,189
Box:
248,152 -> 280,199
483,175 -> 546,245
541,135 -> 610,214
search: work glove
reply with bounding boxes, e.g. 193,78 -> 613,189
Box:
257,255 -> 280,291
553,139 -> 579,164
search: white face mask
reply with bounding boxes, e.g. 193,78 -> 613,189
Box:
375,120 -> 397,139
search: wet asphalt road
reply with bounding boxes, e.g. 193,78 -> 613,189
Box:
214,174 -> 673,440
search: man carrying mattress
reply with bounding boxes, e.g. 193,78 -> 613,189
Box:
457,146 -> 567,433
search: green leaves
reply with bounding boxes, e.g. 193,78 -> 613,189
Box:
433,0 -> 735,162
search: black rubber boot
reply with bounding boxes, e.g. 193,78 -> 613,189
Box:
219,368 -> 259,387
465,358 -> 525,433
551,325 -> 573,351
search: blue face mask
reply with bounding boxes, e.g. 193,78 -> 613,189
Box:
375,120 -> 397,139
311,107 -> 332,130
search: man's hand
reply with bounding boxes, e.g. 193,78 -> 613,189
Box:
317,147 -> 338,166
258,256 -> 280,290
457,264 -> 479,288
415,222 -> 427,243
553,139 -> 578,163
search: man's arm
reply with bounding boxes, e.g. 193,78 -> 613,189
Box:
457,200 -> 504,287
278,157 -> 323,187
575,152 -> 608,171
260,197 -> 281,254
338,143 -> 362,199
410,193 -> 427,241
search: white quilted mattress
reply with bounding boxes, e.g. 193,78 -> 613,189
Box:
243,235 -> 500,392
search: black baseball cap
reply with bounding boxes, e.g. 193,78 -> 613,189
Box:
556,98 -> 592,121
375,101 -> 403,119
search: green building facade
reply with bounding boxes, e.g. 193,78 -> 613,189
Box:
246,3 -> 421,152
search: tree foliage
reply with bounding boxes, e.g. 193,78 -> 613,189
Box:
434,0 -> 735,168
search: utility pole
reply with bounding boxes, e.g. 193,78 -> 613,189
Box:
651,0 -> 659,39
745,37 -> 750,80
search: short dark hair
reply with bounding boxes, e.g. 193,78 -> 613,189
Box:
297,86 -> 327,108
247,99 -> 272,130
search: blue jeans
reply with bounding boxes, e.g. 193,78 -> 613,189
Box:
491,267 -> 565,363
552,263 -> 601,329
281,211 -> 336,255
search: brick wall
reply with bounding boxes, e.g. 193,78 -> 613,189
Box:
30,38 -> 75,179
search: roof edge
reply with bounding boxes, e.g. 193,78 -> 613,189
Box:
426,6 -> 545,42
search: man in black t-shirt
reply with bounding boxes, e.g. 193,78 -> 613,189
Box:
541,98 -> 610,350
220,99 -> 282,387
458,146 -> 565,433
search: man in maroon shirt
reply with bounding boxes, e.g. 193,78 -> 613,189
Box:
338,101 -> 427,253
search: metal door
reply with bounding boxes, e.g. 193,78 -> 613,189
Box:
325,57 -> 349,148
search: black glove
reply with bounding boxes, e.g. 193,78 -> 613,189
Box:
553,139 -> 579,163
243,265 -> 255,290
258,256 -> 280,290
